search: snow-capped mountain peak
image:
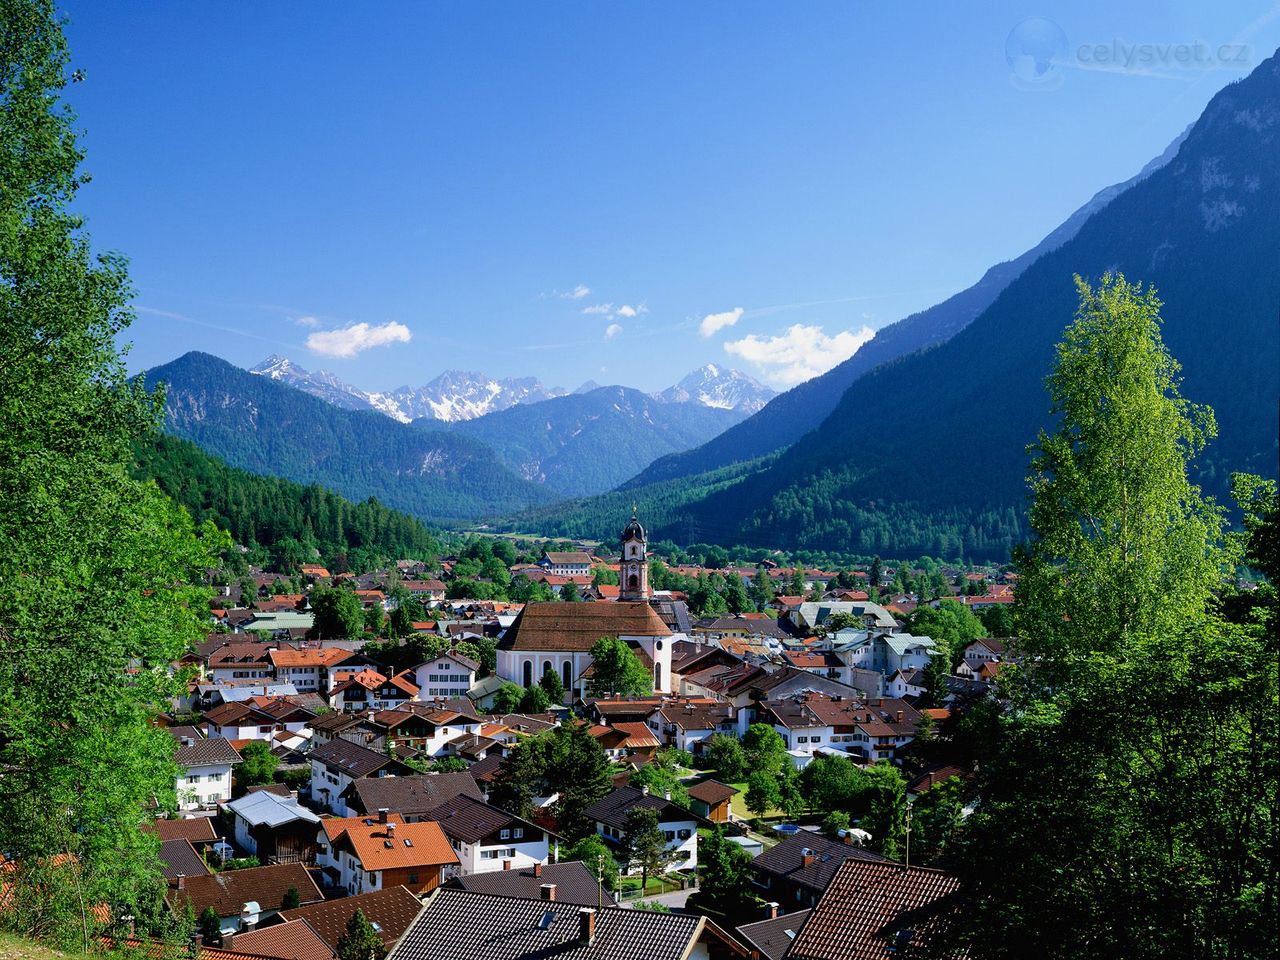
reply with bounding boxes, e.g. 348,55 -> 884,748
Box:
657,364 -> 775,414
248,357 -> 567,423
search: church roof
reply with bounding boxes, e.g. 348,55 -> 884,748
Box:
622,514 -> 646,542
497,601 -> 671,652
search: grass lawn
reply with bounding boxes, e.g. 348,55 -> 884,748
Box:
0,933 -> 91,960
727,781 -> 785,820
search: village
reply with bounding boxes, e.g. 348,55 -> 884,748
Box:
152,513 -> 1015,960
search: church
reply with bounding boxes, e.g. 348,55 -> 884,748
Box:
495,514 -> 679,699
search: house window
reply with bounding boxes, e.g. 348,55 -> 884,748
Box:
500,829 -> 510,840
512,828 -> 523,839
523,661 -> 533,687
407,872 -> 419,885
677,829 -> 692,840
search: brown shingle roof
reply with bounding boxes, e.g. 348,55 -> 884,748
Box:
176,737 -> 243,768
735,910 -> 809,960
346,773 -> 482,818
279,886 -> 423,953
157,839 -> 211,882
168,863 -> 322,918
785,858 -> 963,960
751,833 -> 887,894
226,920 -> 334,960
149,817 -> 219,844
498,602 -> 670,653
687,779 -> 738,806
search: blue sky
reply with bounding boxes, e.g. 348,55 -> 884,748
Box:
65,1 -> 1280,393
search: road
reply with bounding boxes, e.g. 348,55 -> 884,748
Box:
625,886 -> 698,911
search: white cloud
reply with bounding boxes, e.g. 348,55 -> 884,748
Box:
563,284 -> 591,300
604,323 -> 623,339
724,322 -> 876,387
293,315 -> 321,327
306,320 -> 412,358
699,306 -> 744,338
615,304 -> 646,318
582,303 -> 614,315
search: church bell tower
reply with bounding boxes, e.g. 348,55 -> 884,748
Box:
619,511 -> 649,601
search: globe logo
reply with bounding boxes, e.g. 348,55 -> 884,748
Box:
1006,18 -> 1068,90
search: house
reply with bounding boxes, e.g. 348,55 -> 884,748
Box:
410,652 -> 479,701
886,668 -> 926,699
203,699 -> 313,743
308,738 -> 417,815
780,650 -> 852,685
832,631 -> 938,677
789,602 -> 898,634
749,833 -> 886,912
582,785 -> 708,872
384,888 -> 747,960
206,643 -> 277,683
168,862 -> 323,936
538,551 -> 593,577
588,722 -> 661,761
174,736 -> 242,810
784,858 -> 962,960
443,860 -> 615,906
330,669 -> 419,713
376,702 -> 487,757
645,702 -> 736,756
318,811 -> 457,896
686,780 -> 738,824
959,637 -> 1007,675
149,816 -> 220,849
226,790 -> 322,864
268,647 -> 350,692
758,692 -> 923,763
344,773 -> 483,822
425,794 -> 555,876
497,601 -> 676,697
277,885 -> 424,957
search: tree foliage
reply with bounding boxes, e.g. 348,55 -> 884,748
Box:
951,276 -> 1277,959
586,636 -> 653,697
0,2 -> 221,947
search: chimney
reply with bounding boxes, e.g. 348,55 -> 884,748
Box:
386,821 -> 396,839
540,883 -> 557,901
896,710 -> 904,722
663,789 -> 671,801
801,848 -> 816,869
176,874 -> 186,890
640,785 -> 649,796
533,862 -> 543,878
503,859 -> 512,871
378,807 -> 389,824
767,901 -> 780,920
578,908 -> 597,945
222,933 -> 234,950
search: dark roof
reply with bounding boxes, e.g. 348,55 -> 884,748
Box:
735,910 -> 810,960
751,833 -> 887,893
308,737 -> 395,778
425,794 -> 547,844
498,602 -> 670,653
347,773 -> 482,817
168,863 -> 322,918
785,858 -> 963,960
279,886 -> 424,953
648,599 -> 692,634
687,779 -> 738,806
149,817 -> 219,844
157,838 -> 211,882
176,737 -> 243,768
385,889 -> 709,960
581,786 -> 708,832
445,861 -> 613,907
465,753 -> 505,783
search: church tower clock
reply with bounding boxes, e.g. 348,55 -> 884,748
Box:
619,511 -> 649,601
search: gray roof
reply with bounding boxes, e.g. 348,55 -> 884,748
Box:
226,789 -> 321,828
309,736 -> 396,778
347,773 -> 482,818
426,794 -> 550,844
581,786 -> 709,832
445,861 -> 614,906
386,889 -> 708,960
736,910 -> 810,960
751,833 -> 886,893
795,602 -> 896,630
175,737 -> 242,768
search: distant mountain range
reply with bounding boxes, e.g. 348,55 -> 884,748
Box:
250,357 -> 774,423
508,51 -> 1280,559
143,352 -> 558,522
